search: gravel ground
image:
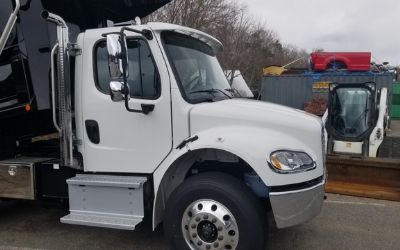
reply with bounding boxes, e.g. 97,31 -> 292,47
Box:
1,193 -> 399,250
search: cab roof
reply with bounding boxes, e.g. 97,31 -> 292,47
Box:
84,22 -> 223,54
148,22 -> 223,53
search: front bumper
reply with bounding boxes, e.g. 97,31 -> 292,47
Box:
269,177 -> 325,229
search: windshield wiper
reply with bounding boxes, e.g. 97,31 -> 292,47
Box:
189,88 -> 232,99
225,88 -> 243,98
191,97 -> 215,104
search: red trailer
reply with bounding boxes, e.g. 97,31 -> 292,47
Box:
311,52 -> 371,71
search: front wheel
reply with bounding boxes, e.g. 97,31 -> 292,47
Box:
164,172 -> 266,250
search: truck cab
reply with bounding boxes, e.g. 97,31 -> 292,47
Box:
68,22 -> 326,248
1,7 -> 326,250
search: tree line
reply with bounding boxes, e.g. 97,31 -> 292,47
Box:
147,0 -> 309,89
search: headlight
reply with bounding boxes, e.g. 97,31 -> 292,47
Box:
269,151 -> 316,174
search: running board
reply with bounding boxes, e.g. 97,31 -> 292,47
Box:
61,174 -> 147,230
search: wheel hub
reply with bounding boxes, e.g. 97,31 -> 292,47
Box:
197,220 -> 218,243
181,199 -> 239,250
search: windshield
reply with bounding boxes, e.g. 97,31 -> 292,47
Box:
331,88 -> 372,138
162,31 -> 232,103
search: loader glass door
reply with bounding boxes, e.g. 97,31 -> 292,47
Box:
329,86 -> 375,140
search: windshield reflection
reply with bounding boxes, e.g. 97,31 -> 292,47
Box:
163,31 -> 233,103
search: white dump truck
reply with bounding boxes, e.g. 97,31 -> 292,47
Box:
0,1 -> 326,249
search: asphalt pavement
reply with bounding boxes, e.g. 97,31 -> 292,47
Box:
0,194 -> 399,250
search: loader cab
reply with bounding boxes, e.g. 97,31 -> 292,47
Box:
327,82 -> 377,142
326,82 -> 379,156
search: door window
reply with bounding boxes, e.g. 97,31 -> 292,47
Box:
94,39 -> 160,99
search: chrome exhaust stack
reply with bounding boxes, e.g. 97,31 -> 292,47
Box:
42,10 -> 74,168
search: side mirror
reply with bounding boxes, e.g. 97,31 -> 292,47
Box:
109,81 -> 130,102
106,34 -> 128,79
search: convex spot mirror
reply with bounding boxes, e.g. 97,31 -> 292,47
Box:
109,81 -> 130,102
106,34 -> 128,79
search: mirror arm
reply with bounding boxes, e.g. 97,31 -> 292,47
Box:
103,28 -> 153,40
121,33 -> 140,114
101,31 -> 121,38
118,31 -> 154,115
121,27 -> 153,40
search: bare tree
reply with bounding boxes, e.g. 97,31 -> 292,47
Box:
146,0 -> 309,89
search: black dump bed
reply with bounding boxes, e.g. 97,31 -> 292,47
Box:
0,0 -> 170,159
42,0 -> 171,29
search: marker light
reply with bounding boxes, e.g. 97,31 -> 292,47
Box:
25,104 -> 31,112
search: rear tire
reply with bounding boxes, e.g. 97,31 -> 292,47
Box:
164,172 -> 266,250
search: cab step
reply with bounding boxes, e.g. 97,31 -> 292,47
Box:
60,174 -> 147,230
61,212 -> 143,230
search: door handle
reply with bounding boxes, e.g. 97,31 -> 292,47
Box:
85,120 -> 100,144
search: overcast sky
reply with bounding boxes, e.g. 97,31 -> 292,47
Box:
241,0 -> 400,65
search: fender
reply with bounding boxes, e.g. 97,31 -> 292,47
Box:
323,55 -> 349,69
152,125 -> 324,229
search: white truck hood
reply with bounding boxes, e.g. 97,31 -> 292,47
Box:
189,98 -> 323,137
188,98 -> 325,187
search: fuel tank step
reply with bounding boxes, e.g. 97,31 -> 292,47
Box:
61,212 -> 143,230
61,174 -> 147,230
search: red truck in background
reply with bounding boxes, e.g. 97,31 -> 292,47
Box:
311,52 -> 371,71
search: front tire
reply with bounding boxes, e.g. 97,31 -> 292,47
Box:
164,172 -> 266,250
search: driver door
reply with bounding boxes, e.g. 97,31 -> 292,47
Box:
79,32 -> 172,173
